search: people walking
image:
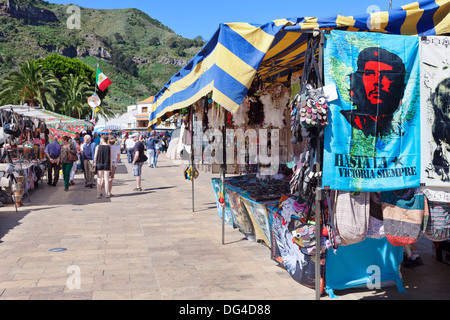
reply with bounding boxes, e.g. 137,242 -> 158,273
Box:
94,135 -> 112,199
60,136 -> 78,191
132,133 -> 146,191
82,134 -> 97,188
44,136 -> 62,186
69,137 -> 80,186
145,133 -> 159,168
125,134 -> 136,164
108,136 -> 121,197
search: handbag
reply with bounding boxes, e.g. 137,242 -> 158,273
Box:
325,193 -> 340,249
68,149 -> 78,163
424,201 -> 450,242
381,189 -> 428,246
334,190 -> 370,246
290,35 -> 329,142
291,194 -> 327,256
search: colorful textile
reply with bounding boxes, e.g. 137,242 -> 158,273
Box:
241,197 -> 271,247
420,35 -> 450,202
225,186 -> 254,235
425,201 -> 450,242
381,189 -> 428,246
323,30 -> 421,191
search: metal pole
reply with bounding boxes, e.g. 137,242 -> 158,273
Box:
314,30 -> 325,301
221,109 -> 227,245
191,106 -> 195,212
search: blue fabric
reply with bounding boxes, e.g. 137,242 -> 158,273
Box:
325,237 -> 406,298
322,30 -> 421,191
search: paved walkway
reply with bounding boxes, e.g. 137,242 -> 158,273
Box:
0,153 -> 448,300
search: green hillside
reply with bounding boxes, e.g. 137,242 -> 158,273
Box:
0,0 -> 204,114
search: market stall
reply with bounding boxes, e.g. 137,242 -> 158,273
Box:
0,105 -> 87,208
148,0 -> 450,299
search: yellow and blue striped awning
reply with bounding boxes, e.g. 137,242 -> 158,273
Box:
149,0 -> 450,127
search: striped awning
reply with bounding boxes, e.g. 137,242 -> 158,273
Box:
149,0 -> 450,127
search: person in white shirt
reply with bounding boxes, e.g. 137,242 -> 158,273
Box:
108,136 -> 121,197
125,135 -> 135,164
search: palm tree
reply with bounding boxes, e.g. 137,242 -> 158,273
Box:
0,60 -> 60,109
61,73 -> 93,118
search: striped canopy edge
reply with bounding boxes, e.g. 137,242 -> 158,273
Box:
148,0 -> 450,127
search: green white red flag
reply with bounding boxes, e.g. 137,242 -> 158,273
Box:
96,68 -> 112,91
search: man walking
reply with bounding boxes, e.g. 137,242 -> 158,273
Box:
82,134 -> 97,188
125,134 -> 136,164
131,133 -> 146,191
145,133 -> 160,167
44,136 -> 62,186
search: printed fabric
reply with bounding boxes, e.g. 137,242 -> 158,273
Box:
323,30 -> 420,191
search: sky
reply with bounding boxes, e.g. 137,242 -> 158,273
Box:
48,0 -> 415,41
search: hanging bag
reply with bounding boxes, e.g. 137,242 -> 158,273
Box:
424,201 -> 450,242
325,193 -> 340,249
381,189 -> 428,246
334,190 -> 370,246
367,192 -> 385,239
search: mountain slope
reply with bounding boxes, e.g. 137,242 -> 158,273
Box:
0,0 -> 204,113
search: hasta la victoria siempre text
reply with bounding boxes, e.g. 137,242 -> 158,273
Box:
334,154 -> 418,179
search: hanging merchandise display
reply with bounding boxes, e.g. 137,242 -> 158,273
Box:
259,82 -> 290,128
420,35 -> 450,203
381,188 -> 429,246
322,30 -> 421,192
290,35 -> 329,145
270,202 -> 326,294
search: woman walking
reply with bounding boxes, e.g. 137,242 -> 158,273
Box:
94,135 -> 112,199
60,136 -> 78,191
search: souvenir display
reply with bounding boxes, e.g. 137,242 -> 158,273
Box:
259,83 -> 290,128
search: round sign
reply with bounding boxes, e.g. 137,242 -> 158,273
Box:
88,94 -> 101,108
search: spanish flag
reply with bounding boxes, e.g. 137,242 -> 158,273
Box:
96,68 -> 112,91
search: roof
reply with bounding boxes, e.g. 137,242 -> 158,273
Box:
138,96 -> 155,104
148,0 -> 450,127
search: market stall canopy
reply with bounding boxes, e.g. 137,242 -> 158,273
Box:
148,0 -> 450,127
0,105 -> 93,140
0,105 -> 92,126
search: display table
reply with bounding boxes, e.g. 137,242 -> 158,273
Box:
211,174 -> 406,297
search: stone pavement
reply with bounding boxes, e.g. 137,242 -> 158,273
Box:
0,153 -> 448,300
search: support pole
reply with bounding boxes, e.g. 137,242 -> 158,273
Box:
314,30 -> 325,301
221,109 -> 227,245
191,106 -> 195,212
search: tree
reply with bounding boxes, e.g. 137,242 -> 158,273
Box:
0,60 -> 60,109
60,73 -> 93,118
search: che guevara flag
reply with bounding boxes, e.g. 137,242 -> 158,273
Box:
96,68 -> 112,91
322,30 -> 420,192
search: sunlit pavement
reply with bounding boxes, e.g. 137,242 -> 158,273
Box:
0,153 -> 448,300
